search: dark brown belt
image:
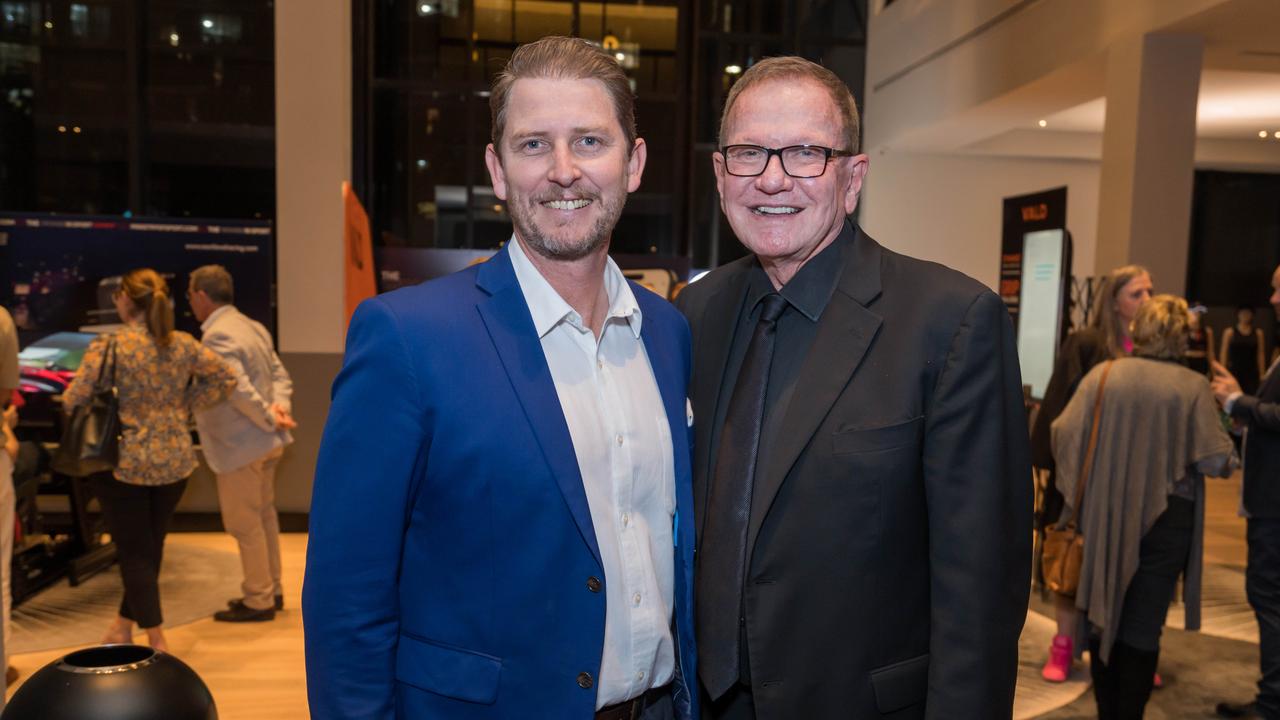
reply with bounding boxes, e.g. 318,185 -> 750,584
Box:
594,684 -> 671,720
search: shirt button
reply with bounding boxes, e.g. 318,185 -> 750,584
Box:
597,359 -> 604,370
621,513 -> 630,527
616,434 -> 624,446
577,672 -> 593,689
633,592 -> 642,606
586,576 -> 602,593
636,671 -> 645,683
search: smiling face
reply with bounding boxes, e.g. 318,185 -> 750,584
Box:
484,77 -> 645,261
714,77 -> 868,272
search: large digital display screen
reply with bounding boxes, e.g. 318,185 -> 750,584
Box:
1016,229 -> 1068,400
0,214 -> 274,347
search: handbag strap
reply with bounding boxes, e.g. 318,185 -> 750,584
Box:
95,336 -> 117,387
1069,360 -> 1114,525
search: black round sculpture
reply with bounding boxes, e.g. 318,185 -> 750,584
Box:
3,644 -> 217,720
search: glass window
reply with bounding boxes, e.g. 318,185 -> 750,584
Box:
0,0 -> 275,220
358,0 -> 865,267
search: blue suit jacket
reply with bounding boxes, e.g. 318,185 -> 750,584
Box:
303,245 -> 698,720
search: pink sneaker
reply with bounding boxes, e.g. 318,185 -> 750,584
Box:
1041,634 -> 1072,682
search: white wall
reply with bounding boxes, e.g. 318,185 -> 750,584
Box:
859,152 -> 1101,292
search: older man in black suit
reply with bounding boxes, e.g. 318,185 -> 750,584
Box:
1213,265 -> 1280,720
675,57 -> 1033,719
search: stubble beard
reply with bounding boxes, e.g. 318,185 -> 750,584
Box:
510,187 -> 627,262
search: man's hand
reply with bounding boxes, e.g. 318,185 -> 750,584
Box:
271,403 -> 297,430
3,403 -> 17,429
1211,360 -> 1243,407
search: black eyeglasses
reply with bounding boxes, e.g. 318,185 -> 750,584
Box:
720,144 -> 856,178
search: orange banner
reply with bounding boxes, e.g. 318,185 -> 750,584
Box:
343,181 -> 377,328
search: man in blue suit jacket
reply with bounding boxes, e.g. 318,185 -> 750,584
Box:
304,36 -> 697,720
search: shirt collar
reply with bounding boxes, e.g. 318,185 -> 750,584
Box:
507,235 -> 642,339
745,229 -> 848,322
200,304 -> 234,333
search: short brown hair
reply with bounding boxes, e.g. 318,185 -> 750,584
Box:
1131,294 -> 1190,360
490,36 -> 636,153
120,268 -> 175,346
190,264 -> 234,304
718,56 -> 861,153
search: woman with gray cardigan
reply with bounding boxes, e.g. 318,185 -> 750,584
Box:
1052,294 -> 1235,718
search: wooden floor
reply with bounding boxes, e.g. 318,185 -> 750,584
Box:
6,473 -> 1254,719
7,532 -> 312,719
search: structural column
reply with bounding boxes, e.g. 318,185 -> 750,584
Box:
275,0 -> 352,355
267,0 -> 352,512
1094,33 -> 1203,296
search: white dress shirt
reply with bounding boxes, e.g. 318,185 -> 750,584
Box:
508,236 -> 676,708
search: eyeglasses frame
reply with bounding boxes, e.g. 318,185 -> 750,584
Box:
718,144 -> 857,178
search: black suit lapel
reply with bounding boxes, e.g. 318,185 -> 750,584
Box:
692,266 -> 751,543
746,226 -> 884,556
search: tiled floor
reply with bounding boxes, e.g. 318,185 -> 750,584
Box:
1025,473 -> 1260,719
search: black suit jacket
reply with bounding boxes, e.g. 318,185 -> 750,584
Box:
676,224 -> 1033,719
1231,363 -> 1280,519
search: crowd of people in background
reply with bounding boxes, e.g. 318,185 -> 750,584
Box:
1033,263 -> 1280,719
0,265 -> 295,687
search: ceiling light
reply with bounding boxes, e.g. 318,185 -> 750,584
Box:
615,52 -> 625,61
57,125 -> 66,133
201,18 -> 214,29
725,64 -> 742,75
1038,119 -> 1048,128
43,20 -> 52,29
1263,130 -> 1270,138
169,32 -> 179,46
417,3 -> 434,15
72,126 -> 81,133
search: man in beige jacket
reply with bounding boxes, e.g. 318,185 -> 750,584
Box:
188,265 -> 296,622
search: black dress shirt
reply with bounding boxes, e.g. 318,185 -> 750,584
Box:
710,232 -> 847,533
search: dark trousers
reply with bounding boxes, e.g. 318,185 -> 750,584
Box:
1248,518 -> 1280,719
91,474 -> 188,629
1091,495 -> 1194,719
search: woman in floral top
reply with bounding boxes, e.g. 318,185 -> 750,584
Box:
64,268 -> 235,652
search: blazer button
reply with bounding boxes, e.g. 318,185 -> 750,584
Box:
577,672 -> 594,689
586,576 -> 602,593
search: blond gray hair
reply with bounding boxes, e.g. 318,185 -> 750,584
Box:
190,264 -> 234,305
1131,294 -> 1190,360
718,56 -> 860,153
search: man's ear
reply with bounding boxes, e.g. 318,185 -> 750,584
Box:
843,154 -> 869,216
484,143 -> 508,200
626,138 -> 648,193
712,151 -> 726,200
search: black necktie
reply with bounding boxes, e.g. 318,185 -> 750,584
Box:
697,292 -> 788,700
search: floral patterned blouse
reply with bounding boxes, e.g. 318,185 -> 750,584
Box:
63,323 -> 235,486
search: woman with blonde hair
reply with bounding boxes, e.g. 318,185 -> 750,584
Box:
1052,295 -> 1234,717
1032,264 -> 1153,682
63,268 -> 235,652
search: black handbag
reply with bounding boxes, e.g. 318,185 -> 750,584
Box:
53,338 -> 121,477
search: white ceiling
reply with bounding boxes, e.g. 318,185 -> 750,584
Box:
1041,70 -> 1280,141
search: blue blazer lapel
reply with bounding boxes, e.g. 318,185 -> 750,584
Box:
635,287 -> 696,554
475,248 -> 602,568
